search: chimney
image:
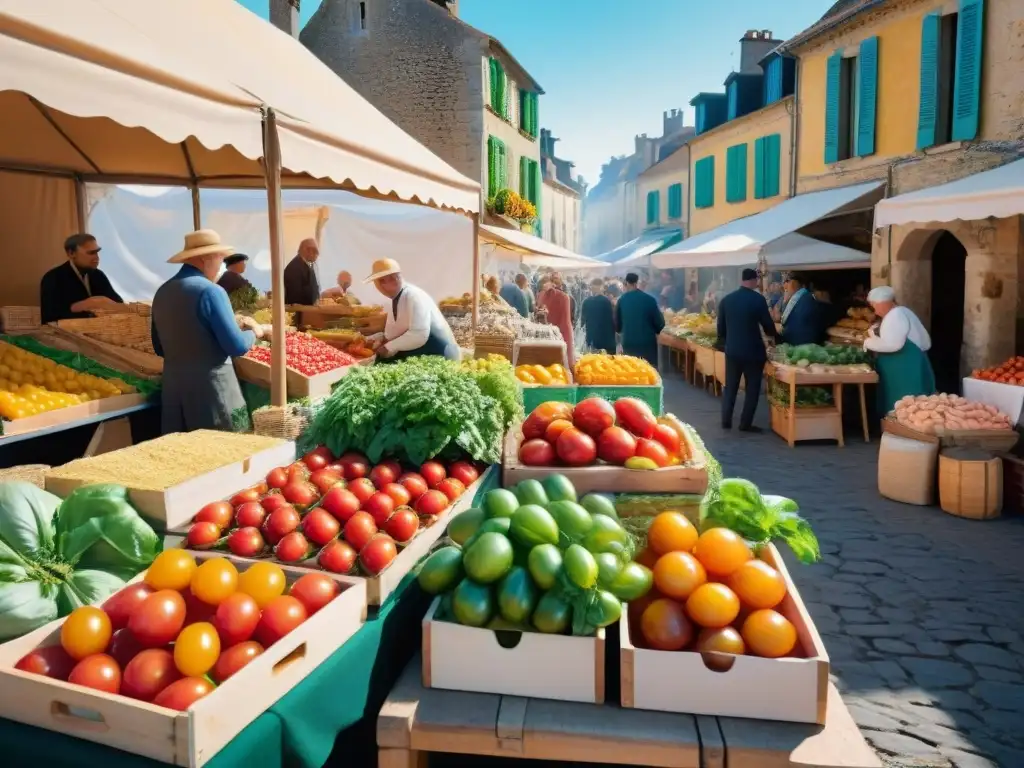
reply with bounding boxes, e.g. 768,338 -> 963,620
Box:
739,28 -> 777,73
269,0 -> 300,38
663,108 -> 684,137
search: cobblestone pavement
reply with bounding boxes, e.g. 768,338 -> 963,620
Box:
662,373 -> 1024,768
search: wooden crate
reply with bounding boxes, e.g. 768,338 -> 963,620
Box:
621,544 -> 829,724
422,597 -> 605,704
502,425 -> 707,495
0,392 -> 148,439
770,404 -> 842,443
512,340 -> 568,368
939,448 -> 1002,520
46,441 -> 296,529
0,305 -> 41,332
0,554 -> 366,767
574,382 -> 664,415
232,355 -> 372,400
881,416 -> 1020,452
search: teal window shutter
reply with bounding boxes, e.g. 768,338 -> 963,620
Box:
916,14 -> 940,149
645,191 -> 656,224
726,144 -> 747,203
952,0 -> 985,141
856,37 -> 879,157
766,134 -> 781,197
727,83 -> 738,120
753,137 -> 765,199
695,157 -> 714,209
667,183 -> 683,219
824,51 -> 843,164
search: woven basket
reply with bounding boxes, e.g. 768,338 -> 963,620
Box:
252,405 -> 311,441
91,303 -> 152,318
56,315 -> 155,354
0,464 -> 50,488
0,306 -> 41,332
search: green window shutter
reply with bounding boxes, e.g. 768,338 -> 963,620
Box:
531,93 -> 540,137
491,59 -> 507,119
694,156 -> 714,209
766,134 -> 782,198
753,137 -> 765,199
488,58 -> 498,112
530,160 -> 542,234
856,37 -> 879,157
916,13 -> 940,149
824,51 -> 843,164
952,0 -> 985,141
519,91 -> 527,131
487,136 -> 497,197
726,144 -> 747,203
519,155 -> 529,197
492,138 -> 507,191
646,191 -> 660,224
667,183 -> 682,219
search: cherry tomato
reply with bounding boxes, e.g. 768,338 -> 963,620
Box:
309,469 -> 343,495
230,487 -> 262,507
414,490 -> 449,517
436,478 -> 466,502
397,473 -> 429,501
343,512 -> 377,551
237,562 -> 287,608
173,622 -> 221,677
234,502 -> 267,529
363,492 -> 396,525
187,521 -> 222,549
382,482 -> 412,508
419,461 -> 446,488
108,628 -> 146,668
153,677 -> 214,711
145,550 -> 197,592
255,596 -> 308,646
122,648 -> 181,701
15,645 -> 76,680
191,558 -> 239,606
275,531 -> 311,563
69,654 -> 121,694
213,592 -> 261,646
101,583 -> 155,630
303,452 -> 329,472
384,508 -> 419,543
260,493 -> 291,513
266,467 -> 288,489
347,478 -> 376,505
212,641 -> 264,683
182,587 -> 218,625
447,461 -> 479,488
289,573 -> 339,615
195,501 -> 234,529
228,526 -> 265,558
320,487 -> 361,523
360,535 -> 398,575
301,507 -> 341,547
318,539 -> 357,574
61,606 -> 112,660
128,590 -> 187,647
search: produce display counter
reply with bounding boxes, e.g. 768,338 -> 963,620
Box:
377,656 -> 880,768
233,355 -> 373,400
657,333 -> 693,381
0,398 -> 154,447
765,364 -> 878,448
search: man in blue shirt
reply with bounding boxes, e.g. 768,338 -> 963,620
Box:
499,280 -> 529,317
152,230 -> 264,434
615,272 -> 665,365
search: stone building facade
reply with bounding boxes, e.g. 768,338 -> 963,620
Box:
539,129 -> 585,253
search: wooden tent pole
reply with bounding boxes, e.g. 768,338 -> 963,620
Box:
191,186 -> 201,230
262,107 -> 287,407
471,212 -> 480,329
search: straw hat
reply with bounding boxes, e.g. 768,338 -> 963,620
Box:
364,258 -> 402,283
168,230 -> 234,263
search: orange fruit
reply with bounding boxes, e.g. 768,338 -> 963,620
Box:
685,583 -> 740,628
640,598 -> 694,651
741,609 -> 797,658
728,560 -> 787,610
695,626 -> 746,655
693,528 -> 752,577
647,512 -> 698,556
652,551 -> 707,601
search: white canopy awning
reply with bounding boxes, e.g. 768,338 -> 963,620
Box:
874,158 -> 1024,229
650,232 -> 870,271
480,224 -> 601,269
633,181 -> 883,270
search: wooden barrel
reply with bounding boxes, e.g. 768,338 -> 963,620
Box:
939,448 -> 1002,520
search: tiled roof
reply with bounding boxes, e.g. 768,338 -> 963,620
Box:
779,0 -> 887,53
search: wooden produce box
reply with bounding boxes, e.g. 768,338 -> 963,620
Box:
770,403 -> 841,443
621,544 -> 829,724
503,425 -> 707,495
0,554 -> 366,768
512,340 -> 568,368
422,598 -> 605,704
574,381 -> 663,416
0,392 -> 148,438
233,355 -> 372,400
881,416 -> 1020,452
713,350 -> 745,391
46,441 -> 296,529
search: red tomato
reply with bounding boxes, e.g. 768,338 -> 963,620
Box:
338,451 -> 369,469
301,507 -> 341,546
15,645 -> 76,680
556,427 -> 598,466
573,397 -> 617,436
343,512 -> 377,551
652,423 -> 682,457
360,535 -> 398,575
122,648 -> 180,702
227,526 -> 265,558
286,461 -> 311,481
289,573 -> 339,614
318,539 -> 357,574
263,505 -> 301,545
384,508 -> 419,543
275,531 -> 311,563
544,419 -> 575,444
211,641 -> 264,683
281,481 -> 319,509
320,486 -> 362,523
419,461 -> 447,489
108,628 -> 146,668
186,521 -> 222,549
213,592 -> 261,646
382,482 -> 412,508
265,467 -> 289,490
260,493 -> 291,513
414,489 -> 449,517
230,487 -> 262,507
153,677 -> 214,711
235,501 -> 267,528
398,472 -> 429,501
436,478 -> 466,502
518,438 -> 556,466
635,438 -> 670,468
348,478 -> 377,505
369,462 -> 400,489
521,401 -> 575,440
308,469 -> 344,495
338,452 -> 370,480
302,452 -> 329,472
194,501 -> 233,529
596,426 -> 638,465
614,397 -> 657,439
101,583 -> 155,631
363,492 -> 396,525
69,654 -> 121,694
182,588 -> 217,625
128,590 -> 186,648
446,461 -> 477,488
304,445 -> 335,466
255,596 -> 308,646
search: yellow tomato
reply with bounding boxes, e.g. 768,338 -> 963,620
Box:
237,562 -> 287,607
173,622 -> 221,677
60,606 -> 112,660
145,550 -> 198,591
191,558 -> 239,605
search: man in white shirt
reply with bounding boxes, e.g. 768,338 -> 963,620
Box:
364,258 -> 459,361
863,285 -> 936,414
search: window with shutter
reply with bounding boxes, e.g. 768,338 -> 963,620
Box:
824,52 -> 843,164
646,191 -> 659,225
668,183 -> 683,219
856,37 -> 879,157
727,82 -> 739,121
487,136 -> 497,197
519,156 -> 529,198
763,57 -> 782,105
753,138 -> 765,199
765,134 -> 781,198
952,0 -> 984,141
917,13 -> 940,149
694,157 -> 714,209
492,138 -> 508,192
726,144 -> 748,203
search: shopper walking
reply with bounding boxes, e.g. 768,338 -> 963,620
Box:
614,272 -> 664,365
580,278 -> 616,354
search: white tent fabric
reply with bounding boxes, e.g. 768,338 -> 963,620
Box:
646,233 -> 870,271
628,181 -> 883,270
87,185 -> 473,303
874,158 -> 1024,228
479,224 -> 601,269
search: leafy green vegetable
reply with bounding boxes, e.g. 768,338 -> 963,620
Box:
56,484 -> 161,572
768,381 -> 833,408
229,284 -> 262,313
778,343 -> 870,367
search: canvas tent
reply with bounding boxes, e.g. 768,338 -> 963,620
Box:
479,225 -> 601,270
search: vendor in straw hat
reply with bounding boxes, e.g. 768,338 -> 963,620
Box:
364,258 -> 459,361
863,285 -> 935,414
152,230 -> 269,433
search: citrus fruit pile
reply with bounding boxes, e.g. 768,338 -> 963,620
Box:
515,363 -> 571,385
574,354 -> 658,386
633,511 -> 799,659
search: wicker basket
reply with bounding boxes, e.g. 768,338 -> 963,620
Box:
0,464 -> 50,488
473,332 -> 514,360
91,303 -> 152,318
252,404 -> 311,441
56,315 -> 155,354
0,306 -> 41,333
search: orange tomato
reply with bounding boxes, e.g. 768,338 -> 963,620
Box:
647,512 -> 698,556
61,607 -> 113,660
544,419 -> 574,443
742,609 -> 797,658
652,551 -> 706,600
692,528 -> 752,577
695,626 -> 746,655
727,560 -> 787,610
640,598 -> 694,651
685,583 -> 740,628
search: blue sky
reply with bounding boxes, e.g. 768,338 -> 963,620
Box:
238,0 -> 830,184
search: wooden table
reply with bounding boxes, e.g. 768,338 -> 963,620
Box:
657,333 -> 692,381
766,364 -> 879,448
377,657 -> 880,768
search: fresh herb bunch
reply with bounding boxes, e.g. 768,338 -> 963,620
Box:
229,285 -> 261,314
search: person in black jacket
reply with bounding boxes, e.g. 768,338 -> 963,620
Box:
40,234 -> 124,323
779,274 -> 825,346
283,239 -> 321,306
716,269 -> 779,432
